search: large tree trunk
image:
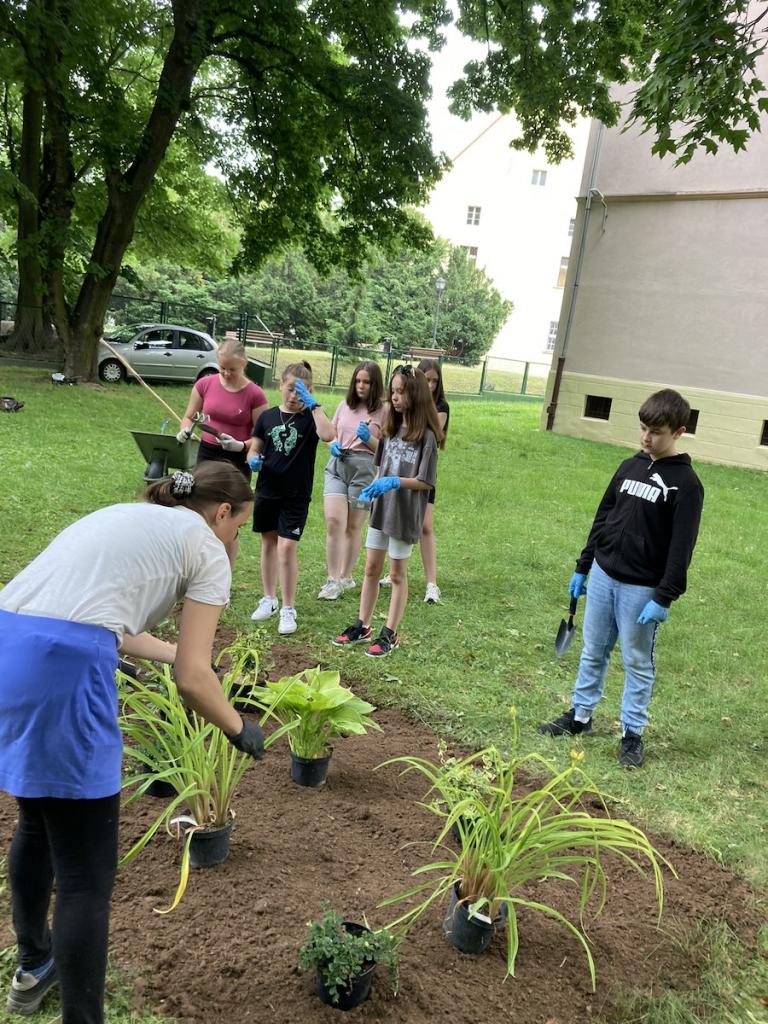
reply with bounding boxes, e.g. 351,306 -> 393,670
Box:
66,0 -> 213,379
6,86 -> 57,355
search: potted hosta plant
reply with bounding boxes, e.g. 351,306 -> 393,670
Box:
299,902 -> 400,1010
252,667 -> 381,787
379,708 -> 671,986
117,641 -> 294,911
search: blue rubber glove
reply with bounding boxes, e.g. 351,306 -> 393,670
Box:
637,600 -> 669,625
356,420 -> 371,443
293,378 -> 318,410
359,476 -> 401,501
248,453 -> 264,472
330,441 -> 343,458
568,572 -> 588,599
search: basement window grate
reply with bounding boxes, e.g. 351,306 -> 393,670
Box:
761,421 -> 768,447
583,395 -> 612,420
686,409 -> 700,436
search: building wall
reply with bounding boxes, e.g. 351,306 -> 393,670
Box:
422,116 -> 589,365
545,370 -> 768,469
542,89 -> 768,469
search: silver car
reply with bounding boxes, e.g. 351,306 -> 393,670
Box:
98,323 -> 219,383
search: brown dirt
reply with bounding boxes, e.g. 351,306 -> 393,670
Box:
0,642 -> 763,1024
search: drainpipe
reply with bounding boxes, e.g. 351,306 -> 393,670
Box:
546,122 -> 605,431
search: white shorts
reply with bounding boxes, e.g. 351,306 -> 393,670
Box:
365,526 -> 413,561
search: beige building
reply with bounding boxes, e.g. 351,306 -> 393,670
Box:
543,95 -> 768,470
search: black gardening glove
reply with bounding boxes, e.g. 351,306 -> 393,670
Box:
228,718 -> 265,760
117,658 -> 138,679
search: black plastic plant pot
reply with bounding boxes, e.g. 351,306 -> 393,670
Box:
290,750 -> 332,788
145,779 -> 176,799
442,882 -> 505,955
315,923 -> 376,1011
188,819 -> 233,870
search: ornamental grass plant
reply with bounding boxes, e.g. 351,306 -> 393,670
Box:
379,708 -> 672,987
252,666 -> 381,760
118,640 -> 294,911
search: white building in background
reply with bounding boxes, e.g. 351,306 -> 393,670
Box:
422,114 -> 590,364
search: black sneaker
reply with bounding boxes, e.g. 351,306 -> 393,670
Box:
365,627 -> 400,658
332,620 -> 372,647
538,708 -> 592,736
619,730 -> 645,769
6,960 -> 58,1014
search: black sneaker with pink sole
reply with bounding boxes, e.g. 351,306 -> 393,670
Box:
332,620 -> 372,647
365,627 -> 400,658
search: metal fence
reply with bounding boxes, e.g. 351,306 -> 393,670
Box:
0,295 -> 550,398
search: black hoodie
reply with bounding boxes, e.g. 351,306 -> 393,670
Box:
575,452 -> 704,607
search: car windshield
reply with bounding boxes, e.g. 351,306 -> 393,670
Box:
105,324 -> 144,344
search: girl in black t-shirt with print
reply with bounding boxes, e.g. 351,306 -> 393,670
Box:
246,362 -> 335,636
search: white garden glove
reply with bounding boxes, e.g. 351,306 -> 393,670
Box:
176,427 -> 192,444
219,433 -> 245,453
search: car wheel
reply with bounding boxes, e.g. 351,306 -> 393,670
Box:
196,368 -> 218,380
99,359 -> 125,383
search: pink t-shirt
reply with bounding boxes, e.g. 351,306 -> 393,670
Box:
332,400 -> 388,453
194,374 -> 267,446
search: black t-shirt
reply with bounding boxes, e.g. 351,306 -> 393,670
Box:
436,397 -> 450,436
252,406 -> 320,500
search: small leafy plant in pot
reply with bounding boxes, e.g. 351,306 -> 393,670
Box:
299,902 -> 400,1010
378,707 -> 672,987
252,667 -> 381,787
117,640 -> 294,911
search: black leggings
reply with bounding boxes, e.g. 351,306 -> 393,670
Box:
9,794 -> 120,1024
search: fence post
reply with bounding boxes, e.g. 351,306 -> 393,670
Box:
330,345 -> 338,388
520,362 -> 530,395
238,311 -> 249,344
479,358 -> 488,395
160,301 -> 169,322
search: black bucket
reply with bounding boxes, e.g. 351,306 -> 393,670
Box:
315,923 -> 375,1010
188,819 -> 233,869
145,779 -> 176,799
290,751 -> 332,788
443,882 -> 505,955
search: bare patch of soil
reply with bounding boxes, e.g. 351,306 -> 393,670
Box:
0,643 -> 762,1023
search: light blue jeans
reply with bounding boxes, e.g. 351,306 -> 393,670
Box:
572,561 -> 659,734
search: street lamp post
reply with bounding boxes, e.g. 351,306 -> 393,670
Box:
431,275 -> 446,347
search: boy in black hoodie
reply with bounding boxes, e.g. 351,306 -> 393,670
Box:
539,389 -> 704,768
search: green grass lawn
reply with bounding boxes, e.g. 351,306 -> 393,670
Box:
0,364 -> 766,1023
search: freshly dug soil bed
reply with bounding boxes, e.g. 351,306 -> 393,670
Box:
0,643 -> 762,1023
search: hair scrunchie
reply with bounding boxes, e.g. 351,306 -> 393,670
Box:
171,470 -> 195,497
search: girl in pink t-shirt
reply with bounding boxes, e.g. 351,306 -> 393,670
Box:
177,338 -> 268,561
318,361 -> 387,601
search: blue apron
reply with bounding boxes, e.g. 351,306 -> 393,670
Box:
0,609 -> 121,799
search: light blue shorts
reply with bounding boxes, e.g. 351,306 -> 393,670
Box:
365,527 -> 413,561
0,609 -> 121,799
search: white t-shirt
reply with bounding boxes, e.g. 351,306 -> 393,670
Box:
0,504 -> 231,643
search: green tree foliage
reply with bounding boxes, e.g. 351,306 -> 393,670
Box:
105,236 -> 510,364
452,0 -> 768,164
0,0 -> 446,376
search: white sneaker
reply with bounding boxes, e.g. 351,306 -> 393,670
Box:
251,596 -> 278,621
318,578 -> 343,600
379,574 -> 392,588
278,607 -> 298,635
424,583 -> 441,604
340,577 -> 357,592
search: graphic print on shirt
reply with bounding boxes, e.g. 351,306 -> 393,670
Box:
386,435 -> 423,466
649,473 -> 679,502
619,473 -> 678,504
269,423 -> 299,454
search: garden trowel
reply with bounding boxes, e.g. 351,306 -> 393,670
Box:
555,597 -> 578,656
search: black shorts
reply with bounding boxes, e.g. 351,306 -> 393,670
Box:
196,440 -> 252,482
252,494 -> 310,541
